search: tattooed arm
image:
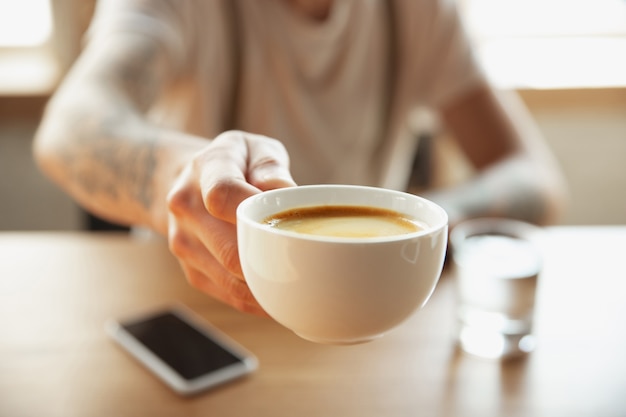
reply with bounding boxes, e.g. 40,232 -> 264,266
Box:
422,83 -> 567,228
34,31 -> 201,233
34,30 -> 295,315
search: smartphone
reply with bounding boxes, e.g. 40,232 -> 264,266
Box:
106,305 -> 258,396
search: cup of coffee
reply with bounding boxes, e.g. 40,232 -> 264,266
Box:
236,185 -> 448,344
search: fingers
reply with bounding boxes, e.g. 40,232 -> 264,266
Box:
166,130 -> 294,317
245,134 -> 297,190
196,131 -> 259,223
204,178 -> 258,225
181,263 -> 267,316
199,131 -> 296,223
168,181 -> 243,278
168,213 -> 266,316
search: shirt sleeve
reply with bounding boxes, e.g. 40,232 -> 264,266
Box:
84,0 -> 195,74
402,0 -> 486,109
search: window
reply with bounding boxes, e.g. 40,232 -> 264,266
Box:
0,0 -> 53,48
458,0 -> 626,89
0,0 -> 96,95
0,0 -> 58,95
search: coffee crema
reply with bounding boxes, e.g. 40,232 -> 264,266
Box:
263,205 -> 424,238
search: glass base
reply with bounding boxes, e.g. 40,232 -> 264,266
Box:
457,324 -> 536,360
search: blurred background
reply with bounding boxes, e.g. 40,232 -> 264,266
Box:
1,0 -> 625,231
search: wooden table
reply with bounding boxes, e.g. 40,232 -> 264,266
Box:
1,227 -> 625,417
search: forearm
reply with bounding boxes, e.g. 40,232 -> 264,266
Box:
35,86 -> 204,233
423,152 -> 566,228
33,30 -> 208,232
427,82 -> 568,228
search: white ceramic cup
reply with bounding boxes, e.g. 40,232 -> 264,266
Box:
236,185 -> 448,344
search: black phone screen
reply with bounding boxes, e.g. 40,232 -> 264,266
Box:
121,312 -> 244,380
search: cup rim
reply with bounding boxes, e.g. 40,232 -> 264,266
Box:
237,184 -> 448,243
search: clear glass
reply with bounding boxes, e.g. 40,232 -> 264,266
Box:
450,218 -> 543,359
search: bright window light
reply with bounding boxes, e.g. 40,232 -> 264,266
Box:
0,0 -> 53,47
459,0 -> 626,89
462,0 -> 626,39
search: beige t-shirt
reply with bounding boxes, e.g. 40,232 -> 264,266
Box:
88,0 -> 485,190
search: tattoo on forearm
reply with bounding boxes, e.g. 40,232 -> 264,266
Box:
60,106 -> 159,212
56,39 -> 165,212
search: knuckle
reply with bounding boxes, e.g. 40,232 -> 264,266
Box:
218,242 -> 241,276
167,185 -> 194,216
225,280 -> 257,311
268,136 -> 288,152
205,178 -> 235,218
262,136 -> 289,157
185,269 -> 205,290
232,299 -> 257,315
168,230 -> 190,260
250,155 -> 281,171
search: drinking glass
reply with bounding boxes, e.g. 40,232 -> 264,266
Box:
450,218 -> 543,359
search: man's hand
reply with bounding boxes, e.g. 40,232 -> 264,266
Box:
166,131 -> 296,315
